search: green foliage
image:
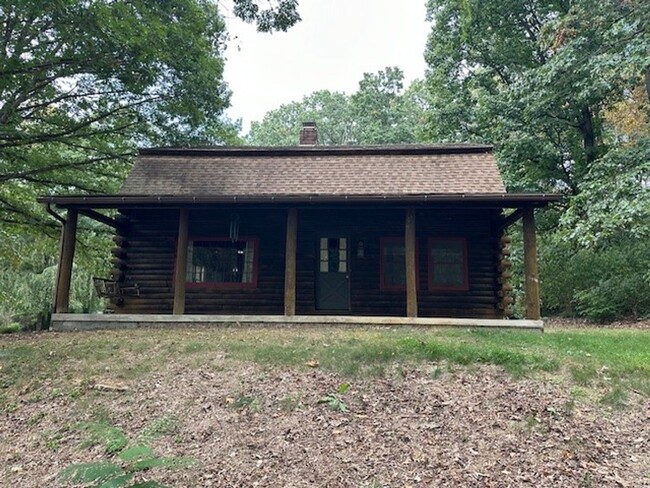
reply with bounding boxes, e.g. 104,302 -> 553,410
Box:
248,67 -> 429,145
59,417 -> 194,488
541,235 -> 650,321
136,416 -> 178,446
248,90 -> 355,145
232,0 -> 301,32
318,383 -> 351,412
1,0 -> 241,228
0,322 -> 21,334
0,0 -> 256,326
82,422 -> 129,454
231,394 -> 261,411
424,0 -> 650,318
424,0 -> 649,194
561,140 -> 650,246
58,463 -> 125,485
0,258 -> 103,329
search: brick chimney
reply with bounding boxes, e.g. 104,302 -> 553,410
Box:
299,122 -> 318,145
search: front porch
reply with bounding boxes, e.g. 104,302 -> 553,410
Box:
50,313 -> 544,331
45,204 -> 547,323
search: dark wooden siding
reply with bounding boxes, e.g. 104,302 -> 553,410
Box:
113,208 -> 286,315
295,208 -> 502,319
112,206 -> 503,318
112,209 -> 177,313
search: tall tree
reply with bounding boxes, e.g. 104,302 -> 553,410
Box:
248,67 -> 428,145
0,0 -> 237,227
0,0 -> 304,230
230,0 -> 301,32
424,0 -> 650,318
248,90 -> 355,145
424,0 -> 649,195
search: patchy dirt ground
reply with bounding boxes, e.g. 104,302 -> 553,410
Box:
1,328 -> 649,487
546,317 -> 650,330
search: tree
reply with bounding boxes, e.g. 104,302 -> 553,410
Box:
424,0 -> 650,319
248,67 -> 429,145
0,0 -> 304,231
424,0 -> 650,195
231,0 -> 301,32
351,67 -> 428,144
0,0 -> 240,228
248,90 -> 355,145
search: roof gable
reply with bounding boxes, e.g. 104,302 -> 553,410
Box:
120,145 -> 507,197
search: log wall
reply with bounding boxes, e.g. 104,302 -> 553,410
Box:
295,208 -> 503,318
111,206 -> 504,319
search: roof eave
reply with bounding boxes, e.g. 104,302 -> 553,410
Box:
38,193 -> 563,208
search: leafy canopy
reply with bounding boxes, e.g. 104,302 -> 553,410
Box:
248,67 -> 429,145
424,0 -> 650,243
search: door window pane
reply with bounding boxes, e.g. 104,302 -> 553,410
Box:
319,237 -> 347,273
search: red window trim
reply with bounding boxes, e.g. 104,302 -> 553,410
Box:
184,236 -> 259,290
427,237 -> 469,292
379,237 -> 419,292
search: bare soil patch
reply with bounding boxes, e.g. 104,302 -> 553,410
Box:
1,328 -> 649,487
546,317 -> 650,330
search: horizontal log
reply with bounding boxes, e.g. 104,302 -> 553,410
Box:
110,258 -> 128,270
112,236 -> 129,247
115,214 -> 130,225
111,248 -> 127,258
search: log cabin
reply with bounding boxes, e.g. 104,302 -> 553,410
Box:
39,124 -> 560,330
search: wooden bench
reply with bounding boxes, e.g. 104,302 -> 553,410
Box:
93,278 -> 140,300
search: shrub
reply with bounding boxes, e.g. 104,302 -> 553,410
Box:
540,234 -> 650,321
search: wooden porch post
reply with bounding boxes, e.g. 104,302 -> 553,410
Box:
284,208 -> 298,316
405,208 -> 418,317
54,209 -> 78,313
173,208 -> 189,315
522,207 -> 541,320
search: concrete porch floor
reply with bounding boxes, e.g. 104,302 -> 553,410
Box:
51,313 -> 543,331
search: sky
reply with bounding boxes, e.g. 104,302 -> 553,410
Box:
221,1 -> 432,133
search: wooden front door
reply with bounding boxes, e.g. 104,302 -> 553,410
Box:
316,237 -> 350,311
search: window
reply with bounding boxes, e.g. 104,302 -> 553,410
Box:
380,237 -> 407,291
319,237 -> 347,273
428,238 -> 468,291
186,238 -> 258,288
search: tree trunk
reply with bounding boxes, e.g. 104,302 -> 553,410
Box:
578,105 -> 596,175
579,106 -> 596,164
645,70 -> 650,104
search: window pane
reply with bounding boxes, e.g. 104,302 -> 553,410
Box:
382,240 -> 406,288
187,240 -> 254,283
430,239 -> 466,288
320,237 -> 347,273
432,263 -> 464,287
327,238 -> 340,272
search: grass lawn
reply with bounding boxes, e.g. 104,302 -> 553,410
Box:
2,326 -> 649,405
1,325 -> 649,487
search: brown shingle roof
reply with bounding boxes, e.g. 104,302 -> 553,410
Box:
120,145 -> 506,197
